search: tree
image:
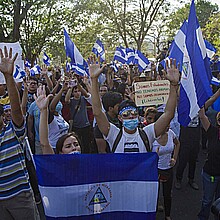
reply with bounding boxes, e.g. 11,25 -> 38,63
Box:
166,0 -> 218,40
203,12 -> 220,53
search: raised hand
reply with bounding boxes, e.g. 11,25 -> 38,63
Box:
165,58 -> 180,86
34,85 -> 53,111
0,46 -> 18,77
88,56 -> 106,79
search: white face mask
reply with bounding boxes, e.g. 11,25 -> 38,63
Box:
68,151 -> 81,154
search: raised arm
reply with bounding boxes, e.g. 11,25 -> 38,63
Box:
41,65 -> 53,92
34,85 -> 54,154
0,47 -> 23,127
199,107 -> 210,131
50,80 -> 68,112
90,60 -> 110,137
21,79 -> 28,116
204,88 -> 220,110
154,58 -> 180,137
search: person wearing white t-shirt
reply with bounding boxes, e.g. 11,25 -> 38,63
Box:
152,112 -> 180,220
89,57 -> 180,153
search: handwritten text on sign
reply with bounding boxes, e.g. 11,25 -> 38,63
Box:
134,80 -> 170,106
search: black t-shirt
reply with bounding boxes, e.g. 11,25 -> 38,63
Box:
203,125 -> 220,176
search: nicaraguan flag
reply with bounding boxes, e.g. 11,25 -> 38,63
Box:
126,48 -> 135,64
110,62 -> 118,73
13,65 -> 26,79
92,39 -> 105,62
176,0 -> 212,126
66,61 -> 72,72
43,52 -> 50,66
25,59 -> 31,68
113,46 -> 127,64
30,64 -> 41,76
34,153 -> 158,220
135,50 -> 150,72
64,28 -> 89,77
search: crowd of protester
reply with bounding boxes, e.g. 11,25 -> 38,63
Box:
0,46 -> 220,220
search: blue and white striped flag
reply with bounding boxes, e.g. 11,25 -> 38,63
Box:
43,52 -> 50,66
110,62 -> 118,73
30,64 -> 41,76
113,46 -> 127,64
66,61 -> 72,72
25,59 -> 31,68
126,48 -> 135,64
92,39 -> 105,62
204,40 -> 216,60
13,65 -> 26,79
64,28 -> 89,77
175,0 -> 212,126
34,153 -> 158,220
135,50 -> 150,72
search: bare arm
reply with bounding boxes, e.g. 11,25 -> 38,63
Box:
90,61 -> 110,137
199,107 -> 210,131
204,88 -> 220,110
35,86 -> 54,154
41,66 -> 53,92
154,59 -> 180,137
65,87 -> 73,103
50,81 -> 68,112
0,47 -> 23,127
21,81 -> 28,116
170,137 -> 180,167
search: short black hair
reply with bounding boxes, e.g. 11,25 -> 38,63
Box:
118,100 -> 137,114
102,92 -> 123,112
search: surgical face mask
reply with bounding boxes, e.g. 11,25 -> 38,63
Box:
68,151 -> 81,154
123,118 -> 139,131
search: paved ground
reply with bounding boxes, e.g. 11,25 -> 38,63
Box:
156,148 -> 217,220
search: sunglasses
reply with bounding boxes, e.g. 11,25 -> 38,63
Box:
121,110 -> 138,118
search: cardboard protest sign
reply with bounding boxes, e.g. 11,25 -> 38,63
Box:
134,80 -> 170,106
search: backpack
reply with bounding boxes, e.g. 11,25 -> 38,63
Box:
112,127 -> 151,153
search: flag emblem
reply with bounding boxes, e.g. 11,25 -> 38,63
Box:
182,61 -> 189,79
85,183 -> 112,213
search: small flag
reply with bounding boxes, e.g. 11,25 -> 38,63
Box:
13,65 -> 26,79
34,153 -> 158,220
43,52 -> 50,66
134,50 -> 150,72
113,46 -> 127,64
110,62 -> 118,73
64,28 -> 89,76
30,64 -> 41,76
25,59 -> 31,68
126,48 -> 135,64
92,39 -> 105,62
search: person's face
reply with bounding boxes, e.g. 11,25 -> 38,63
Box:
3,109 -> 11,122
73,88 -> 81,99
28,80 -> 38,93
145,112 -> 156,125
61,136 -> 81,154
0,115 -> 4,130
111,103 -> 120,117
118,108 -> 139,121
99,86 -> 108,97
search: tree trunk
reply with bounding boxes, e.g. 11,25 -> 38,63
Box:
12,0 -> 21,41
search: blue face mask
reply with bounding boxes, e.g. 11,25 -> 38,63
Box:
123,118 -> 139,131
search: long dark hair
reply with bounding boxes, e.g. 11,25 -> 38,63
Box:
56,132 -> 81,154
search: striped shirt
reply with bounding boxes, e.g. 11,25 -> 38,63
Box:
0,120 -> 30,199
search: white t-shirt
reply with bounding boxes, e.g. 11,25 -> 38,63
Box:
104,123 -> 155,153
48,115 -> 69,149
152,129 -> 176,170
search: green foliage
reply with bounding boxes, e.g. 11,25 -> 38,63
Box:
203,12 -> 220,53
166,0 -> 219,41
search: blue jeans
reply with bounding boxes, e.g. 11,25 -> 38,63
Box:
198,171 -> 220,220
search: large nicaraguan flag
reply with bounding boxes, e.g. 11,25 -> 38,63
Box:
92,39 -> 105,62
34,153 -> 159,220
169,0 -> 212,126
64,28 -> 89,76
